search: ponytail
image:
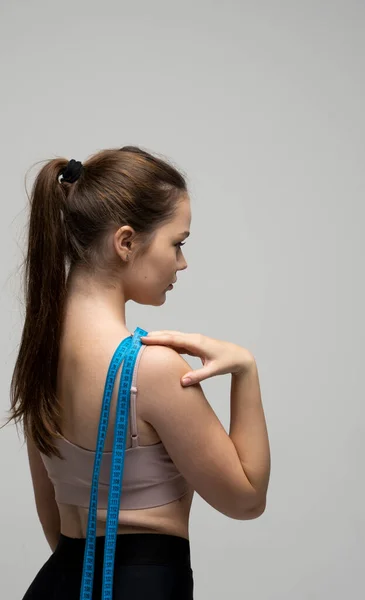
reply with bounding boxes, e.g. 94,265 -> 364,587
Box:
4,158 -> 70,457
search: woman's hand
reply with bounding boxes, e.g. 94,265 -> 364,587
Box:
140,330 -> 255,386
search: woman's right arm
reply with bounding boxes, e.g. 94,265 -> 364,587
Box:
138,344 -> 270,520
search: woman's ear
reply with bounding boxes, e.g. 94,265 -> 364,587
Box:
113,225 -> 135,261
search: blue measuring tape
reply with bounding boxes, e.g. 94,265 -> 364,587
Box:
79,326 -> 148,600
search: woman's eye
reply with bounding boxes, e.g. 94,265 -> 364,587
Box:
176,242 -> 186,249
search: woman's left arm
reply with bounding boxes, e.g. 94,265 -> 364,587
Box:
26,436 -> 61,552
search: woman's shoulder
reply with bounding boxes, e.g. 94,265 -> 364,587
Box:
137,344 -> 191,384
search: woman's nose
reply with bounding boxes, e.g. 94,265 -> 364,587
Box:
178,258 -> 188,271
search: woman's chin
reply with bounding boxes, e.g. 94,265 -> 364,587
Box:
154,289 -> 170,305
133,290 -> 168,307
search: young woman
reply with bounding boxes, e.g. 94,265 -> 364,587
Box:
5,146 -> 270,599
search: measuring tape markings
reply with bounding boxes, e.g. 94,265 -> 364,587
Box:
101,326 -> 147,599
79,326 -> 147,599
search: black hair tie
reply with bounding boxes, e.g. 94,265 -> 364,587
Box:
58,159 -> 84,184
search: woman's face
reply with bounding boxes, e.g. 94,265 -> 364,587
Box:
121,194 -> 191,306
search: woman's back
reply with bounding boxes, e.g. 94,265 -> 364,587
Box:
52,297 -> 194,540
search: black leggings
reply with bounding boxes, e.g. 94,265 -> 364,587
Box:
22,533 -> 194,599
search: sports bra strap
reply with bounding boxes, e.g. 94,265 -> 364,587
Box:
130,344 -> 147,448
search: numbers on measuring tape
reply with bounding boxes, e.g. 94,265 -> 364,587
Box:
79,326 -> 148,600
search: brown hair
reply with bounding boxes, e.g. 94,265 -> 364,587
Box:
2,146 -> 188,458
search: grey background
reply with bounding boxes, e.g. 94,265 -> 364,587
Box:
0,1 -> 363,598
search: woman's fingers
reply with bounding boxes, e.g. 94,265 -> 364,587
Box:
140,331 -> 202,356
140,330 -> 253,384
181,364 -> 217,386
143,330 -> 184,336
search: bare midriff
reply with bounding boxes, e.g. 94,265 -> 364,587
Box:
58,485 -> 194,540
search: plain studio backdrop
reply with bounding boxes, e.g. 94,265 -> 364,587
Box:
0,1 -> 363,598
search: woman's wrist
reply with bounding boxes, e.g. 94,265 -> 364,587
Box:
231,347 -> 256,375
